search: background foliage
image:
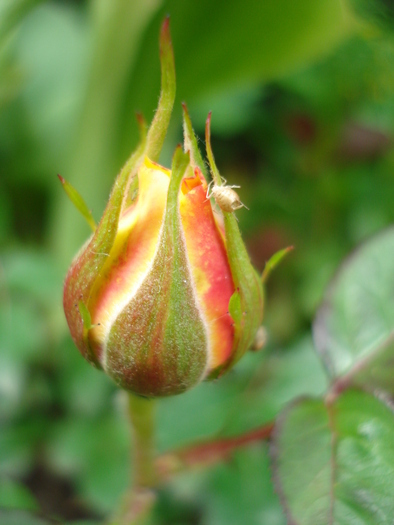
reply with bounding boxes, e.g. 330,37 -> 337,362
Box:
1,0 -> 394,523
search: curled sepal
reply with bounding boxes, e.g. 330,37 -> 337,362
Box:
205,114 -> 264,375
63,120 -> 147,368
102,147 -> 209,397
262,246 -> 294,284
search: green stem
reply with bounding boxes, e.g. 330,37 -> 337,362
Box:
128,393 -> 157,488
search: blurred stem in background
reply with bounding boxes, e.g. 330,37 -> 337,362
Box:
51,0 -> 161,266
0,0 -> 45,47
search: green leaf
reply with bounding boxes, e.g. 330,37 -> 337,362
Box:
0,510 -> 51,525
47,412 -> 130,514
125,0 -> 351,130
349,0 -> 394,33
272,389 -> 394,525
0,478 -> 38,511
313,227 -> 394,393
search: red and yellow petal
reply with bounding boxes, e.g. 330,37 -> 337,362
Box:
88,158 -> 170,360
179,170 -> 235,370
86,157 -> 234,374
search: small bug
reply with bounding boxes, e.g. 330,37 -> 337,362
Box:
251,326 -> 267,351
206,178 -> 248,213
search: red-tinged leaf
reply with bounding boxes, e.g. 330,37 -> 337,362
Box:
313,227 -> 394,395
272,389 -> 394,525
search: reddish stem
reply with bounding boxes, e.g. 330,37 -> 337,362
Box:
157,422 -> 274,479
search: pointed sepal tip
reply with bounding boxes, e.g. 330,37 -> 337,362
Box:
58,174 -> 96,232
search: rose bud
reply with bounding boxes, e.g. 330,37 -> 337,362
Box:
61,18 -> 274,397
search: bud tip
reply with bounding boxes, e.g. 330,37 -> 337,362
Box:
160,15 -> 172,53
205,112 -> 213,142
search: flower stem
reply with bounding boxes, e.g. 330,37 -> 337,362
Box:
128,393 -> 157,489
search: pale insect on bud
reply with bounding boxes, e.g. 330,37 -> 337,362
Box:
206,178 -> 248,213
251,325 -> 268,351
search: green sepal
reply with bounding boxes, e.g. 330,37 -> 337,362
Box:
78,300 -> 92,330
58,174 -> 96,232
168,145 -> 190,202
182,103 -> 208,177
63,118 -> 147,367
262,245 -> 294,284
222,215 -> 264,369
228,290 -> 242,326
205,112 -> 222,187
64,18 -> 176,371
125,114 -> 147,208
205,114 -> 264,373
146,17 -> 176,161
105,146 -> 209,397
77,300 -> 99,366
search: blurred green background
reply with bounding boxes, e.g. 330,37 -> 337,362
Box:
1,0 -> 394,523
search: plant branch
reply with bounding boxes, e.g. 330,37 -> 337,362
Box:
157,421 -> 274,479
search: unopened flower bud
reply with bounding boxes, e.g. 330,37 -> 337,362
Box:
62,19 -> 266,397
